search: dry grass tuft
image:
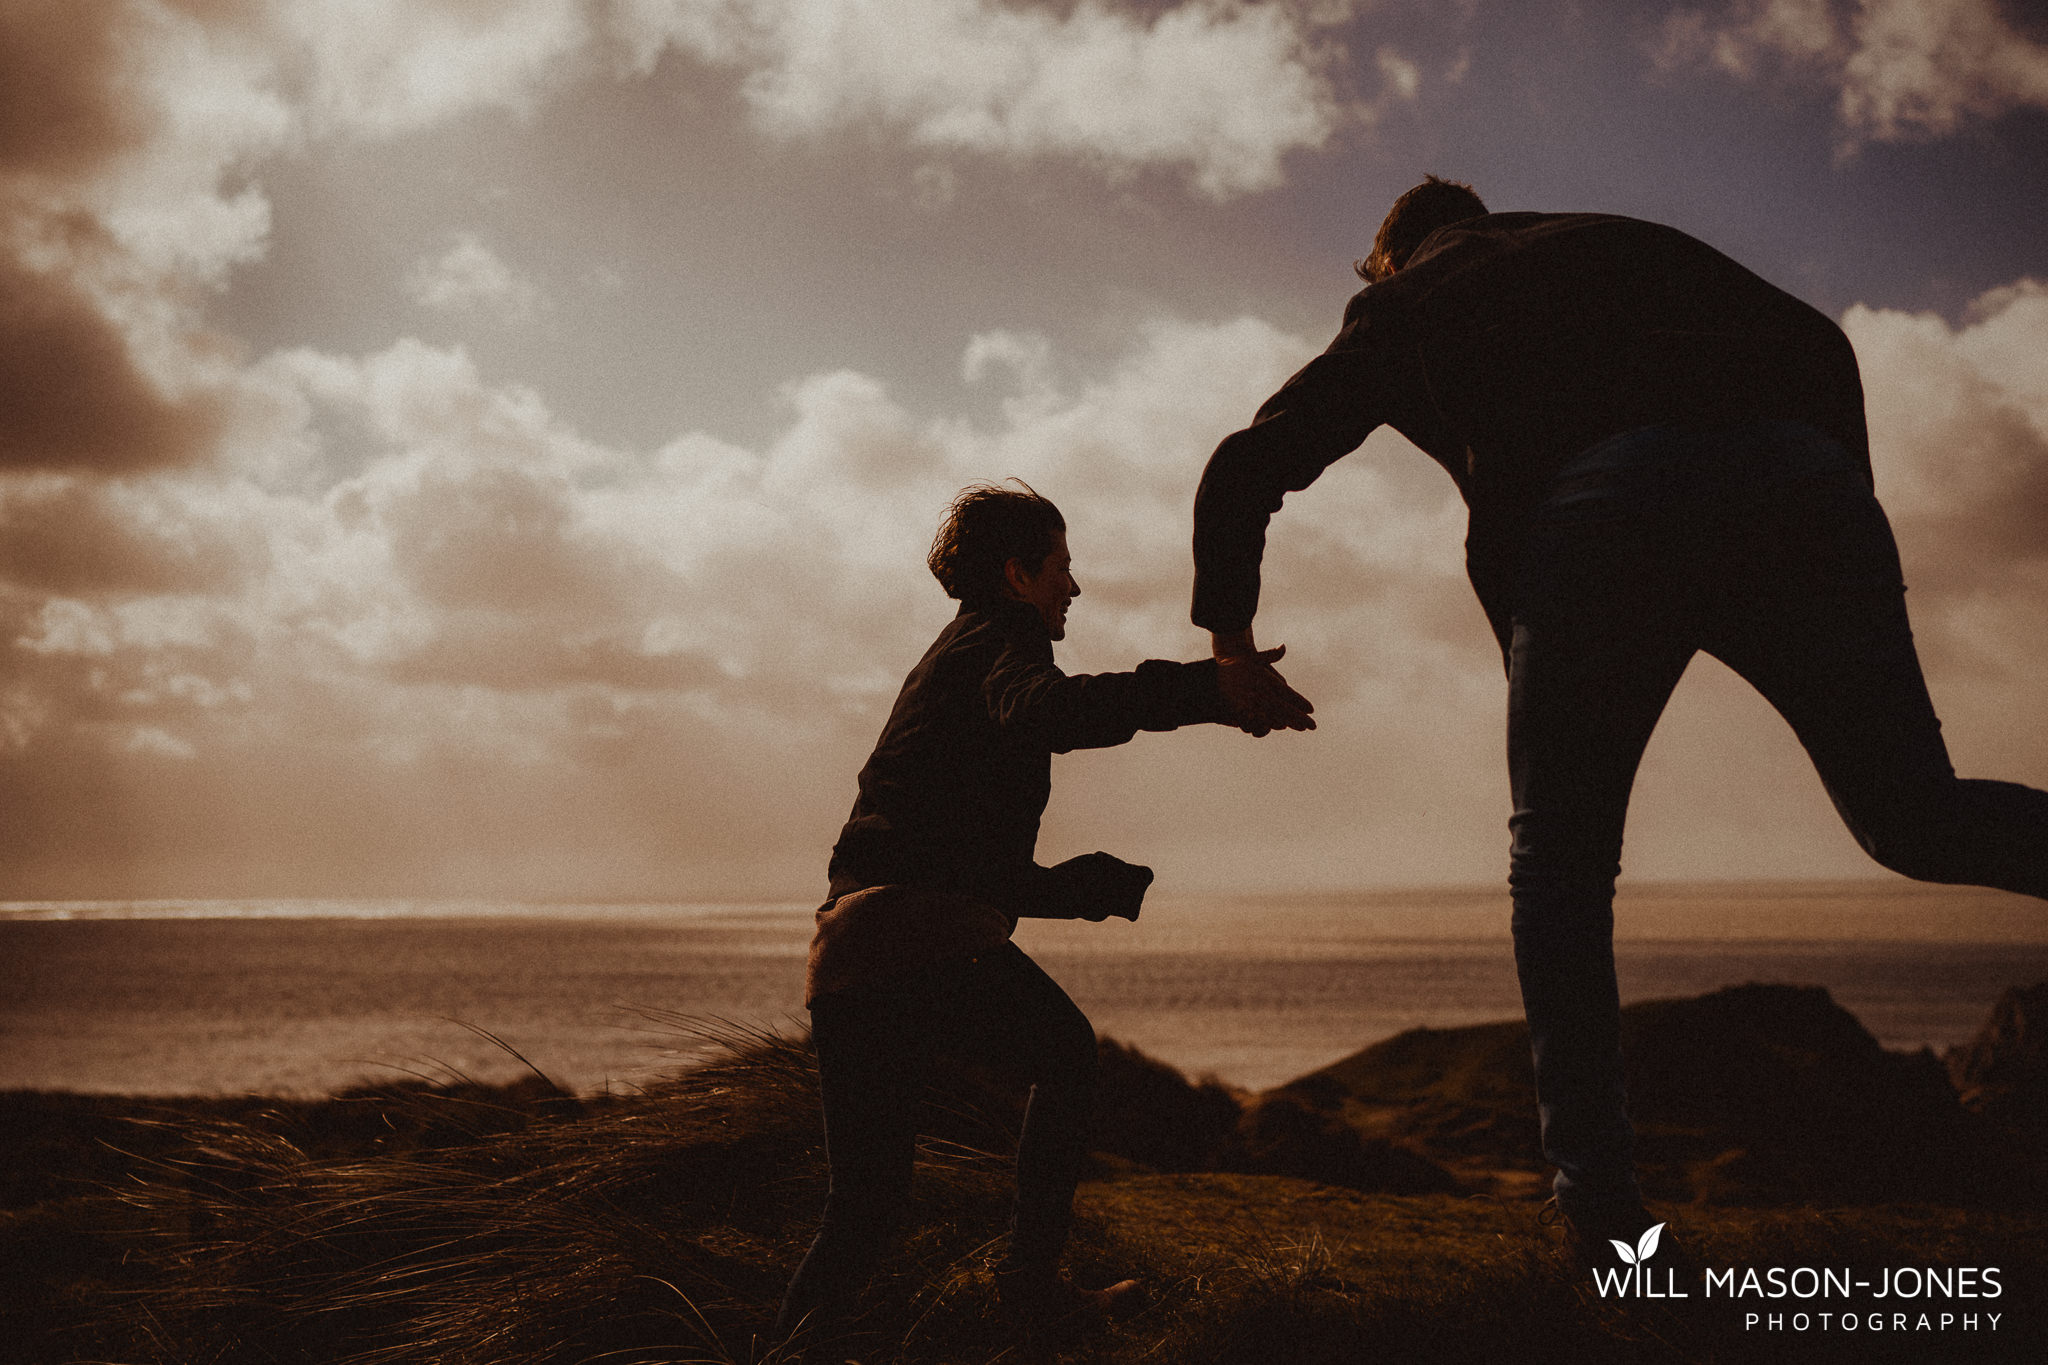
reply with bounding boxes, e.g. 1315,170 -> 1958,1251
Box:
8,1024 -> 2048,1364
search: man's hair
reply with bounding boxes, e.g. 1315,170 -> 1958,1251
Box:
927,480 -> 1066,603
1356,175 -> 1487,283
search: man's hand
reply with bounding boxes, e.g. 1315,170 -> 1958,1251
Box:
1212,630 -> 1316,736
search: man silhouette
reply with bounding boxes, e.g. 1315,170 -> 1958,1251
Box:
1192,176 -> 2048,1257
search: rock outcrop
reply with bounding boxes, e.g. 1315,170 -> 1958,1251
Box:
1088,1038 -> 1459,1194
1947,981 -> 2048,1133
1280,982 -> 1993,1205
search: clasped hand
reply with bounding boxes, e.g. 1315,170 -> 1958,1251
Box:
1212,631 -> 1316,737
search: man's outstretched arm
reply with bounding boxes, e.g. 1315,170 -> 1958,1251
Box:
1192,292 -> 1387,733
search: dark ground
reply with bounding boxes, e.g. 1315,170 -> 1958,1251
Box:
6,983 -> 2046,1364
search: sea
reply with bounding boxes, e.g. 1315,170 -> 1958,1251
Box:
5,881 -> 2047,1097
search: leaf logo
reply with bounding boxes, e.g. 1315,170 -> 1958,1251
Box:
1609,1222 -> 1665,1266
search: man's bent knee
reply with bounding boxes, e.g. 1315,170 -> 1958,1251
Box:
1843,789 -> 1975,885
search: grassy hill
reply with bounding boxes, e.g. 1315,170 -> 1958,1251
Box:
5,993 -> 2045,1364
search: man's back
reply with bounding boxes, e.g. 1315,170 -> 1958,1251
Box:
1373,212 -> 1870,505
1192,210 -> 1875,640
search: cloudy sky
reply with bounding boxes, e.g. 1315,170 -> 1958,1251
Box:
3,0 -> 2045,902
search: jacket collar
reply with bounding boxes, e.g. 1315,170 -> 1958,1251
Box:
960,594 -> 1050,639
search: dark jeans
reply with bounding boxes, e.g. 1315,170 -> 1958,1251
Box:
1506,421 -> 2048,1214
773,940 -> 1098,1339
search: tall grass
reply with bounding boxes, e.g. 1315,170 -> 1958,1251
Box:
82,1023 -> 1048,1364
14,1021 -> 2046,1364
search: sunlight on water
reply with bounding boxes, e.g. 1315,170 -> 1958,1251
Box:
4,883 -> 2044,1095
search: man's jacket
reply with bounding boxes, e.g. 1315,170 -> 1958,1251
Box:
828,596 -> 1223,915
1191,212 -> 1873,653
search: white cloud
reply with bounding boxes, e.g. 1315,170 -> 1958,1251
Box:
278,0 -> 596,139
406,234 -> 542,318
0,0 -> 592,475
8,278 -> 2048,895
1653,0 -> 2048,143
5,309 -> 1452,894
1846,281 -> 2048,745
618,0 -> 1355,197
1375,45 -> 1422,102
1843,0 -> 2048,139
10,0 -> 2042,899
1,1 -> 1358,469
